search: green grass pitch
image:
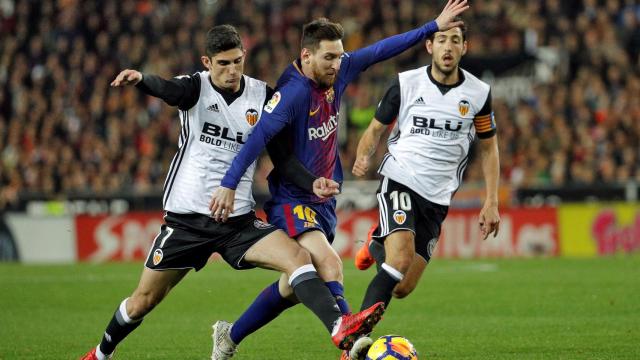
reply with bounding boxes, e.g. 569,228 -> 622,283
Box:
1,257 -> 639,359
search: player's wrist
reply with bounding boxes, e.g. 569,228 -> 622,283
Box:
425,20 -> 439,33
134,72 -> 145,87
220,177 -> 238,190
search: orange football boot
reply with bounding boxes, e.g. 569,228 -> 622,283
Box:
354,224 -> 377,270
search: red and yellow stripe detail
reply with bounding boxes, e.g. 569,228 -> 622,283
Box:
473,113 -> 494,133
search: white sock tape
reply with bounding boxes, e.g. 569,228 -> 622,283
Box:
288,264 -> 317,286
381,263 -> 404,281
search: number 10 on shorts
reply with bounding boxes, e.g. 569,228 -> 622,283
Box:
293,205 -> 318,228
389,190 -> 412,210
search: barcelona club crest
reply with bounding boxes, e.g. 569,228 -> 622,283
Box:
458,100 -> 470,116
152,249 -> 163,266
393,210 -> 407,225
325,88 -> 335,103
245,109 -> 259,126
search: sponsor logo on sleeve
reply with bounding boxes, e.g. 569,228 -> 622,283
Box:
264,91 -> 281,113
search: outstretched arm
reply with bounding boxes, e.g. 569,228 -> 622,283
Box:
111,69 -> 200,110
340,0 -> 469,82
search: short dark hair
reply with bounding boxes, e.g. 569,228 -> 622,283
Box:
428,17 -> 467,41
301,18 -> 344,51
205,25 -> 243,57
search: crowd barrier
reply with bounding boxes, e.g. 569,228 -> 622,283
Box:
2,203 -> 638,263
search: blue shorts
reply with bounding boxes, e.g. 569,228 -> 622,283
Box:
264,199 -> 337,243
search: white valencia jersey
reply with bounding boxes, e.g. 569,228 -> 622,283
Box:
163,72 -> 267,216
378,66 -> 494,206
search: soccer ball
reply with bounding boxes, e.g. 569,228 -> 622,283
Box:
365,335 -> 418,360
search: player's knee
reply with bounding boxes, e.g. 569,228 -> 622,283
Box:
290,245 -> 312,268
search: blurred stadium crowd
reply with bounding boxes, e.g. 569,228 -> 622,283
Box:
0,0 -> 639,210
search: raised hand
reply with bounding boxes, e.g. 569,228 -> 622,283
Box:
110,69 -> 143,87
312,177 -> 341,198
435,0 -> 469,32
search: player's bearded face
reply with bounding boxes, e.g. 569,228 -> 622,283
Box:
309,40 -> 344,88
427,27 -> 467,76
204,48 -> 245,92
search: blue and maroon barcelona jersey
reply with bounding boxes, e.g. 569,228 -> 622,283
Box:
221,20 -> 440,204
264,59 -> 347,204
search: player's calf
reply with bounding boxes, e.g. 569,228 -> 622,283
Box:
391,268 -> 421,299
314,253 -> 343,282
127,290 -> 164,319
391,252 -> 428,299
391,282 -> 415,299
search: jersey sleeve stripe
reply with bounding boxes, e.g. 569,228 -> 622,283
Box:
377,153 -> 393,173
163,110 -> 190,206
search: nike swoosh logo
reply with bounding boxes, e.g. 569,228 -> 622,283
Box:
309,106 -> 320,116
